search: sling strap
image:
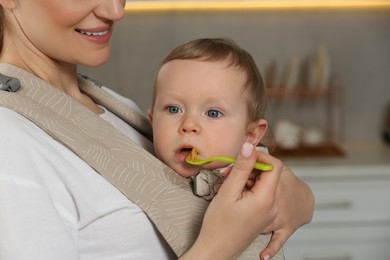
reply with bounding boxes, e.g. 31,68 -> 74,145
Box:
0,64 -> 283,259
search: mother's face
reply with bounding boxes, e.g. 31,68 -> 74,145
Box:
3,0 -> 125,67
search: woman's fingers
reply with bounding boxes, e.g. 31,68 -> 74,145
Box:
249,151 -> 283,196
217,142 -> 258,199
218,143 -> 283,201
260,229 -> 290,260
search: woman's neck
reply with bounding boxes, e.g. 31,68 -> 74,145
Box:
0,49 -> 104,115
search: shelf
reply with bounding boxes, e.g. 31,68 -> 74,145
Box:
267,85 -> 333,100
268,82 -> 345,157
271,142 -> 345,158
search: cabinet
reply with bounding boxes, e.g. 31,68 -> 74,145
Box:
283,165 -> 390,260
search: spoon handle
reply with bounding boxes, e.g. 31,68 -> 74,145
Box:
208,156 -> 272,171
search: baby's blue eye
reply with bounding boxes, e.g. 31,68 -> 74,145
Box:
207,109 -> 223,118
167,106 -> 181,114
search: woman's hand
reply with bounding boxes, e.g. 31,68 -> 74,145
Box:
259,165 -> 314,260
242,153 -> 314,260
181,142 -> 283,260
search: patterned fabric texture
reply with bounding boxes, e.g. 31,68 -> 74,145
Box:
0,64 -> 284,259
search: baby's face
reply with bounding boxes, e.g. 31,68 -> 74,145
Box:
148,59 -> 252,177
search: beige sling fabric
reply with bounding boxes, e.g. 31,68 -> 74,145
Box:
0,64 -> 284,259
77,75 -> 153,140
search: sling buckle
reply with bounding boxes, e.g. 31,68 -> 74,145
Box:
0,73 -> 21,92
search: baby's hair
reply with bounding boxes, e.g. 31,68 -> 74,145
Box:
152,37 -> 268,122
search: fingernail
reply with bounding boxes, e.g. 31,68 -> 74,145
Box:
241,142 -> 254,158
263,255 -> 270,260
218,165 -> 232,176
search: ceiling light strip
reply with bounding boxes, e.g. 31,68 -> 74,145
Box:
125,1 -> 390,12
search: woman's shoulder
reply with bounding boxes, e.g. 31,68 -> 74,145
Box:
0,107 -> 79,208
0,106 -> 40,137
0,107 -> 79,175
0,107 -> 62,171
0,107 -> 58,147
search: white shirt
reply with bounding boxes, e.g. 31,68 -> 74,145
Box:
0,89 -> 175,260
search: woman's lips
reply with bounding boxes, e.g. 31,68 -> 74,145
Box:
75,28 -> 112,44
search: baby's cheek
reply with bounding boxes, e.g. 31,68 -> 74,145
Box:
154,148 -> 168,165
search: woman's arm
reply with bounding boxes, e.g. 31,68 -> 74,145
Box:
260,166 -> 314,260
181,142 -> 283,260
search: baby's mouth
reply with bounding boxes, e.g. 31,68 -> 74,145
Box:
178,147 -> 193,157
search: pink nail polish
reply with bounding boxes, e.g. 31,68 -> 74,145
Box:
241,142 -> 254,158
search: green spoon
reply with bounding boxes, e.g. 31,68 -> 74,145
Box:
186,154 -> 273,171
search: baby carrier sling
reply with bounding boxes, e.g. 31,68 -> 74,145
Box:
0,64 -> 284,259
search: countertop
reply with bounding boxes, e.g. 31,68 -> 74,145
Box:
281,142 -> 390,179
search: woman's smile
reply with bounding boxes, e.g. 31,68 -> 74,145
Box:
75,28 -> 112,44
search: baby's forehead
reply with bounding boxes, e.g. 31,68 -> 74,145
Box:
159,58 -> 246,79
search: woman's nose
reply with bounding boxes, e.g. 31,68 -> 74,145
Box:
95,0 -> 125,21
179,116 -> 201,134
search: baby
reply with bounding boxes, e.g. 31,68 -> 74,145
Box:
148,37 -> 269,200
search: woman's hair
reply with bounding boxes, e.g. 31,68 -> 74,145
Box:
152,37 -> 268,122
0,6 -> 4,52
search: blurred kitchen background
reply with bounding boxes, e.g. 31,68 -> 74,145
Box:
80,1 -> 390,259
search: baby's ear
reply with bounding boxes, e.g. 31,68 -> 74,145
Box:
246,119 -> 268,145
147,108 -> 153,123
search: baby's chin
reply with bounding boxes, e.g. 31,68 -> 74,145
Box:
172,165 -> 199,178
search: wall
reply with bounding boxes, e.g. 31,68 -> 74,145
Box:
79,9 -> 390,143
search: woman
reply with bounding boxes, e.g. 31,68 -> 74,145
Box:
0,0 -> 313,259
